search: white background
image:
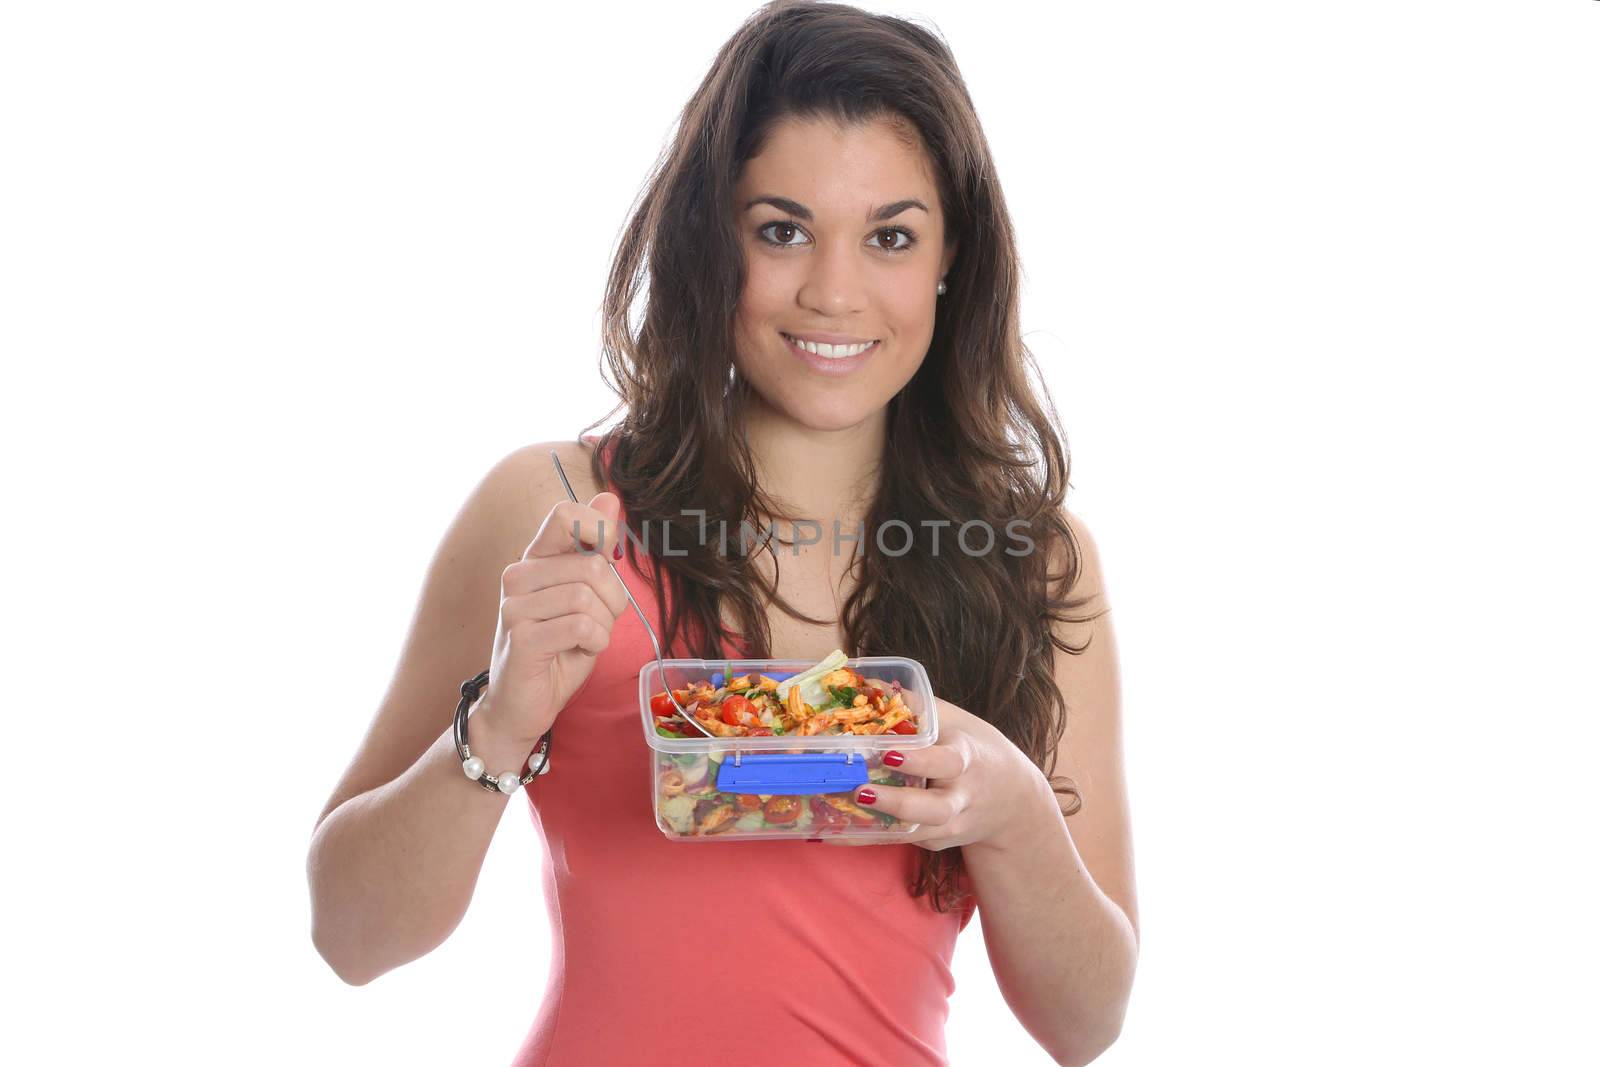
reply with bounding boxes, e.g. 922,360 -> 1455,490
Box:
4,2 -> 1596,1064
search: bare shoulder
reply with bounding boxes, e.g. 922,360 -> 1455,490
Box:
1045,506 -> 1110,621
1063,508 -> 1107,597
483,438 -> 605,545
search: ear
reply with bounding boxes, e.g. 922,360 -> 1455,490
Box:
940,239 -> 959,280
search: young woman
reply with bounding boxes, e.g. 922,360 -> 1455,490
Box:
307,3 -> 1138,1064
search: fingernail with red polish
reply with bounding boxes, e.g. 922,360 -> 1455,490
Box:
883,751 -> 905,767
856,788 -> 877,805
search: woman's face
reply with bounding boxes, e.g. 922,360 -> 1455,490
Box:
731,115 -> 958,432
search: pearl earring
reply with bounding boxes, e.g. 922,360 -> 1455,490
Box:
936,278 -> 947,296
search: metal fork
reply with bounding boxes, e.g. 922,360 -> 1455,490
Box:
549,449 -> 715,737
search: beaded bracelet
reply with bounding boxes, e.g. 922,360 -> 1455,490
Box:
453,668 -> 552,794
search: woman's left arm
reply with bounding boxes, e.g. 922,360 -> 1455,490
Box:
828,511 -> 1138,1066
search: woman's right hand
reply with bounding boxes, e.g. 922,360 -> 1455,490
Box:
476,492 -> 629,747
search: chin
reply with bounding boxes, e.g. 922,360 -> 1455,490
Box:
793,407 -> 881,433
738,368 -> 885,430
777,389 -> 879,430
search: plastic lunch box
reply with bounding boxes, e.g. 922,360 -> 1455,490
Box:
639,655 -> 939,842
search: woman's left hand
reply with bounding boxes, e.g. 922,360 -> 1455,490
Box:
824,697 -> 1049,851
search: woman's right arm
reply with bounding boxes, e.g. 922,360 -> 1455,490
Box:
305,441 -> 624,986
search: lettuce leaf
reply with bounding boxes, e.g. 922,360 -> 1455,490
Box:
776,649 -> 847,709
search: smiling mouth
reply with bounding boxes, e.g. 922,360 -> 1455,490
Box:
779,332 -> 881,359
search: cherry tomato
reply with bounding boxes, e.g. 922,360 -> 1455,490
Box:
747,726 -> 774,736
734,794 -> 764,813
651,689 -> 700,717
763,796 -> 802,824
889,720 -> 916,735
719,695 -> 760,726
808,795 -> 851,831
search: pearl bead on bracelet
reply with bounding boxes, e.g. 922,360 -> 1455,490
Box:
452,668 -> 552,793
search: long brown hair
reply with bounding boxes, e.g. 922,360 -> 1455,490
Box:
582,0 -> 1104,911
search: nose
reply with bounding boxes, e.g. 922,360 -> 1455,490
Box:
795,238 -> 868,319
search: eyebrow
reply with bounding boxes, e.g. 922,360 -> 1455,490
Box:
743,195 -> 929,223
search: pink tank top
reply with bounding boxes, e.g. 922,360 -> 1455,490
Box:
509,436 -> 976,1066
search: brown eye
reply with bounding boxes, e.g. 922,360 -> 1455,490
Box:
875,227 -> 916,253
758,221 -> 808,248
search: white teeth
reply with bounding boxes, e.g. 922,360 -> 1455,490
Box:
783,333 -> 877,358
